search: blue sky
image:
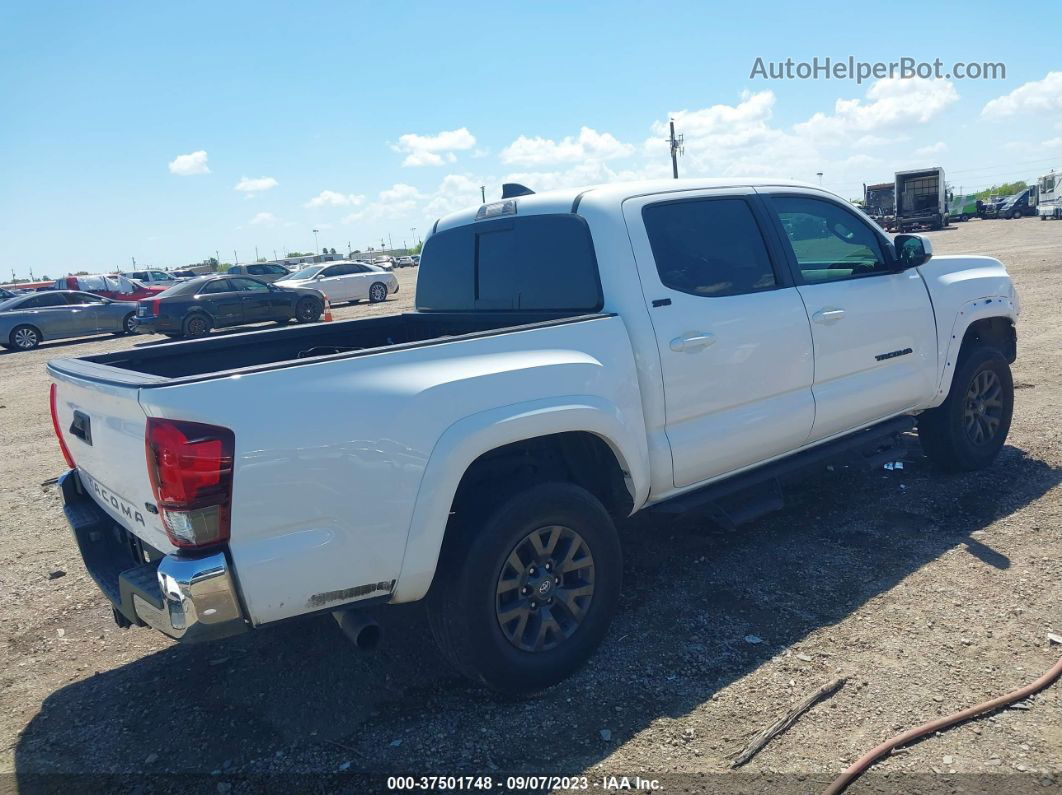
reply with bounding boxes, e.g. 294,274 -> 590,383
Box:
2,1 -> 1060,278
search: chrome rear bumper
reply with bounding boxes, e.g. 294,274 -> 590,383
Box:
59,469 -> 248,643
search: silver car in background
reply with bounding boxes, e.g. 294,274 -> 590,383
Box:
0,291 -> 140,351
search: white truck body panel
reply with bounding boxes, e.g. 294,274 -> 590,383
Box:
47,177 -> 1019,641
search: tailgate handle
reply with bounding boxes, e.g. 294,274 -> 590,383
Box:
69,411 -> 92,445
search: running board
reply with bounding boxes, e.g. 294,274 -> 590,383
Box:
652,416 -> 915,529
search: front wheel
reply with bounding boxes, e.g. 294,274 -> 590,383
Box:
368,282 -> 388,303
9,325 -> 41,350
427,482 -> 621,695
918,347 -> 1013,471
295,297 -> 322,323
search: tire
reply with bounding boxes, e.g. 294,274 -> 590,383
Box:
116,312 -> 136,335
295,297 -> 321,323
1011,210 -> 1022,220
368,282 -> 388,303
942,214 -> 950,228
427,482 -> 621,696
918,347 -> 1013,472
9,325 -> 41,350
182,314 -> 211,338
959,214 -> 968,222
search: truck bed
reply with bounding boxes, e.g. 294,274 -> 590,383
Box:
52,311 -> 601,384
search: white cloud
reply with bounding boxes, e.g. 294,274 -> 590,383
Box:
234,176 -> 278,194
392,128 -> 477,167
500,127 -> 634,166
982,72 -> 1062,118
914,141 -> 948,157
1042,136 -> 1062,149
423,174 -> 489,218
249,211 -> 278,226
305,190 -> 366,208
794,78 -> 959,142
343,183 -> 424,223
168,150 -> 210,176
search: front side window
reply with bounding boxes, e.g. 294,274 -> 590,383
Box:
642,197 -> 777,297
65,292 -> 104,305
770,196 -> 890,283
230,278 -> 269,292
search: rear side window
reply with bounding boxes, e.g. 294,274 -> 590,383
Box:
416,214 -> 602,312
642,198 -> 777,297
22,293 -> 67,308
199,279 -> 233,295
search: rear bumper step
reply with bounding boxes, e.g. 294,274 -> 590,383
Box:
59,469 -> 247,643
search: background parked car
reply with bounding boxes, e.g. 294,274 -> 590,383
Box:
371,256 -> 396,269
170,269 -> 199,279
133,274 -> 325,338
394,256 -> 415,268
122,269 -> 184,288
0,290 -> 138,350
0,287 -> 15,300
56,274 -> 166,301
411,254 -> 420,266
274,260 -> 398,304
226,263 -> 292,282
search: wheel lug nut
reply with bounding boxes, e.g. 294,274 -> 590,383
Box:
530,601 -> 538,609
521,586 -> 531,595
528,567 -> 536,576
554,577 -> 560,585
545,562 -> 552,571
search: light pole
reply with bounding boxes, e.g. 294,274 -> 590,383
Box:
480,185 -> 486,202
312,228 -> 320,253
816,172 -> 823,186
411,227 -> 417,247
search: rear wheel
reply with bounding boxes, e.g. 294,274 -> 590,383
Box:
368,282 -> 387,303
182,314 -> 211,338
9,325 -> 41,350
427,482 -> 621,695
918,347 -> 1013,471
115,312 -> 136,335
295,297 -> 321,323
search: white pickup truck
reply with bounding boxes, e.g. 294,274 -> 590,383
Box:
48,178 -> 1019,694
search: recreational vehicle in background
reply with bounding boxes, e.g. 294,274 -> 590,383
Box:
1038,171 -> 1060,219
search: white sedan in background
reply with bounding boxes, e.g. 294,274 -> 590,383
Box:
274,260 -> 398,305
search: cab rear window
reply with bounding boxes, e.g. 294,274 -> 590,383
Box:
416,214 -> 602,312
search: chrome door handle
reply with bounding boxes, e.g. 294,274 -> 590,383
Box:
812,307 -> 846,325
670,332 -> 716,352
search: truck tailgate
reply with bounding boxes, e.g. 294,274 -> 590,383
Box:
50,367 -> 174,553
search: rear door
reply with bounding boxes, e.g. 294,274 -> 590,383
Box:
623,189 -> 816,487
62,291 -> 109,332
760,190 -> 938,441
196,279 -> 244,326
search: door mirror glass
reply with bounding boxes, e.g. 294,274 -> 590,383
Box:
895,234 -> 933,268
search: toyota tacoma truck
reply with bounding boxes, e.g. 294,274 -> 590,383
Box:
48,179 -> 1019,695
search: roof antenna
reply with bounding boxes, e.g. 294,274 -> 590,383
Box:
501,183 -> 535,199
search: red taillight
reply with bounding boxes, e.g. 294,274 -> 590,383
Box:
145,418 -> 235,549
150,299 -> 161,316
49,384 -> 76,468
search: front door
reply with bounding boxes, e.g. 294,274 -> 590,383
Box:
624,190 -> 816,488
761,191 -> 939,441
229,277 -> 275,322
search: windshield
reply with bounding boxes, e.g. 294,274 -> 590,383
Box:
286,266 -> 324,280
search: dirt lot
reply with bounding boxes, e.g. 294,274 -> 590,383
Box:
1,222 -> 1060,793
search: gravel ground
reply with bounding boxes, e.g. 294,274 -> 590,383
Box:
1,222 -> 1060,793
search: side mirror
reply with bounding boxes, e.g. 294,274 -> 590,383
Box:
895,234 -> 933,268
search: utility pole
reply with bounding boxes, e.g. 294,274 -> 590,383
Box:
388,233 -> 393,252
668,119 -> 684,179
131,256 -> 137,268
215,250 -> 220,266
234,249 -> 238,265
255,245 -> 259,262
312,228 -> 320,253
480,185 -> 486,202
411,227 -> 417,246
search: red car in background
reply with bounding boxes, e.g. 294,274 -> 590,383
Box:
55,274 -> 166,301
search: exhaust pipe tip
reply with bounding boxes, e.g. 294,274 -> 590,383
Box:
333,609 -> 381,651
